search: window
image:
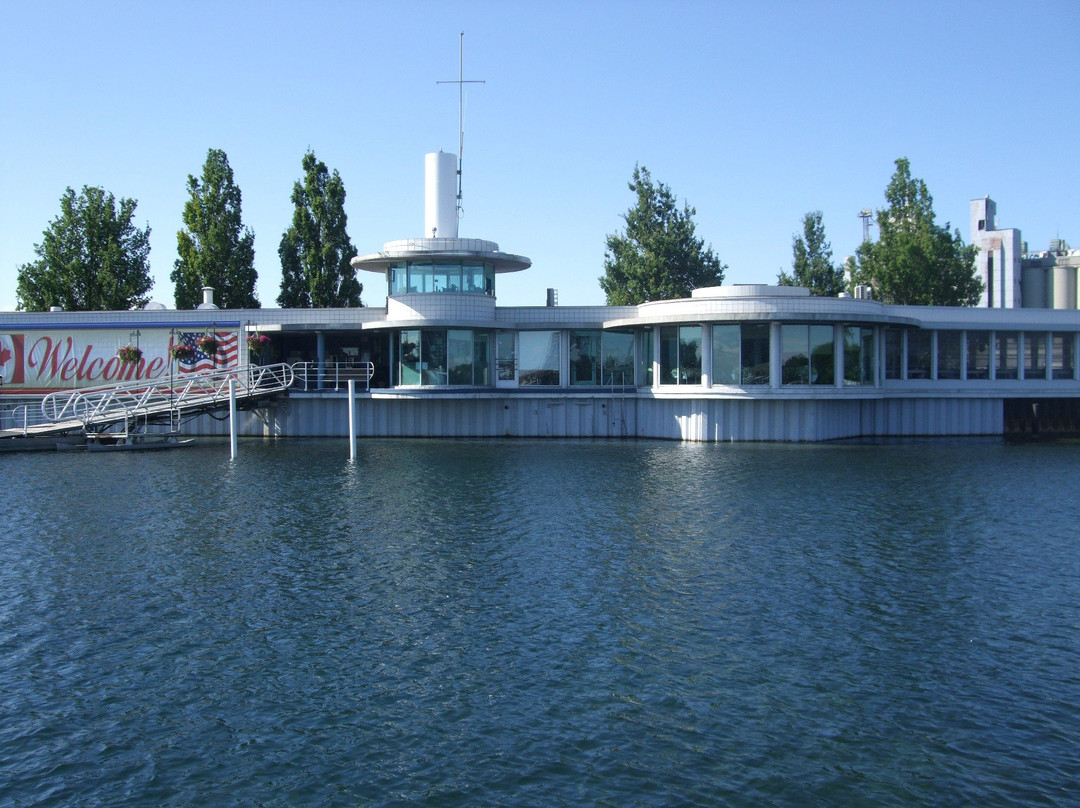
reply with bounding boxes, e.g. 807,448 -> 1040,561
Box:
966,331 -> 991,379
741,323 -> 770,385
570,331 -> 601,385
1025,332 -> 1047,380
782,325 -> 833,385
1052,333 -> 1075,380
640,329 -> 654,387
996,332 -> 1018,379
937,332 -> 962,380
388,261 -> 495,296
907,331 -> 931,379
884,328 -> 902,380
602,331 -> 635,386
399,329 -> 421,385
519,331 -> 560,385
844,326 -> 873,385
781,325 -> 808,385
659,326 -> 702,385
811,325 -> 835,385
712,324 -> 741,385
420,330 -> 447,384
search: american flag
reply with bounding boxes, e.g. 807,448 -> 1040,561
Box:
176,331 -> 238,373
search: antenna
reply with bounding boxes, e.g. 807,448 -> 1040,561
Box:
437,31 -> 485,218
858,208 -> 873,243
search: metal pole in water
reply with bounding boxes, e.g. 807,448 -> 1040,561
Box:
229,378 -> 238,459
348,379 -> 356,459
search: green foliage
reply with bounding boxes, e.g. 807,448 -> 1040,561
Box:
778,211 -> 845,296
849,158 -> 982,306
600,165 -> 725,305
277,152 -> 363,308
16,186 -> 153,311
172,148 -> 259,309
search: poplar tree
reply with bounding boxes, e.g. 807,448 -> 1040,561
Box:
778,211 -> 845,296
850,158 -> 981,306
16,186 -> 152,311
277,151 -> 363,308
172,148 -> 259,309
600,165 -> 725,305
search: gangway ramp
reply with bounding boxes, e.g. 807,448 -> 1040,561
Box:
3,363 -> 293,440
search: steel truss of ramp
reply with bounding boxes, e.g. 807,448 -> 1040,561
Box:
29,363 -> 294,437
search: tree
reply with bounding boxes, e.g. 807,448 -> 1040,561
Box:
778,211 -> 845,296
849,158 -> 981,306
172,148 -> 259,309
277,151 -> 363,308
600,165 -> 725,305
16,186 -> 152,311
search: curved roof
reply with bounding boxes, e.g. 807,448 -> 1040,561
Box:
352,237 -> 531,275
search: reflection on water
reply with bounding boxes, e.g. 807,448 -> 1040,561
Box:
2,439 -> 1079,805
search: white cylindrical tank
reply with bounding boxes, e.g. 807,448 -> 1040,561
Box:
425,151 -> 458,239
1022,267 -> 1046,308
1052,266 -> 1076,310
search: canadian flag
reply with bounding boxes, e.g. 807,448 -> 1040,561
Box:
0,334 -> 25,384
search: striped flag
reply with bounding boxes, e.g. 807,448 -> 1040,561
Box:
177,331 -> 238,373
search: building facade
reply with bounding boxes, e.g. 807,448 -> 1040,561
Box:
3,158 -> 1079,442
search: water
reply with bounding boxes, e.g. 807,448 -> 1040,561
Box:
2,438 -> 1079,806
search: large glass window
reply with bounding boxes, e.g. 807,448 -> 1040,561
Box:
884,328 -> 902,380
845,326 -> 874,385
389,263 -> 407,295
1052,333 -> 1075,380
782,324 -> 833,385
570,331 -> 601,385
640,329 -> 654,387
602,331 -> 635,386
496,331 -> 516,382
473,331 -> 490,385
966,331 -> 991,379
463,264 -> 486,293
519,331 -> 559,385
811,325 -> 834,385
399,329 -> 421,385
389,261 -> 495,296
937,331 -> 962,380
907,331 -> 932,379
420,330 -> 447,384
741,323 -> 770,385
660,326 -> 701,385
712,324 -> 741,385
996,331 -> 1019,379
399,329 -> 488,386
781,325 -> 809,385
1025,332 -> 1047,379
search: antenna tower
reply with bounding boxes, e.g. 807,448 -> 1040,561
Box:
858,208 -> 873,243
437,31 -> 485,219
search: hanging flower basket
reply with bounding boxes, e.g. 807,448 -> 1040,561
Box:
247,333 -> 271,356
117,344 -> 142,364
196,334 -> 218,354
170,343 -> 196,362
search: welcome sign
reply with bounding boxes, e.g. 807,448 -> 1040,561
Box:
0,329 -> 237,392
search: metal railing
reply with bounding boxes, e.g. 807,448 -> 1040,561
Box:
40,363 -> 294,430
291,361 -> 374,392
1,403 -> 53,436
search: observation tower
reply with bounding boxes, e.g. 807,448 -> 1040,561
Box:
350,151 -> 530,305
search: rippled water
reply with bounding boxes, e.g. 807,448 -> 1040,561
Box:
2,438 -> 1079,806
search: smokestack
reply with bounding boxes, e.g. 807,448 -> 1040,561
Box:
198,287 -> 219,310
425,151 -> 458,239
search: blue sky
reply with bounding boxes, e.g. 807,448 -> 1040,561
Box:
2,0 -> 1077,312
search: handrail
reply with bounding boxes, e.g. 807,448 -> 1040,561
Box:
291,361 -> 374,392
40,363 -> 294,429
